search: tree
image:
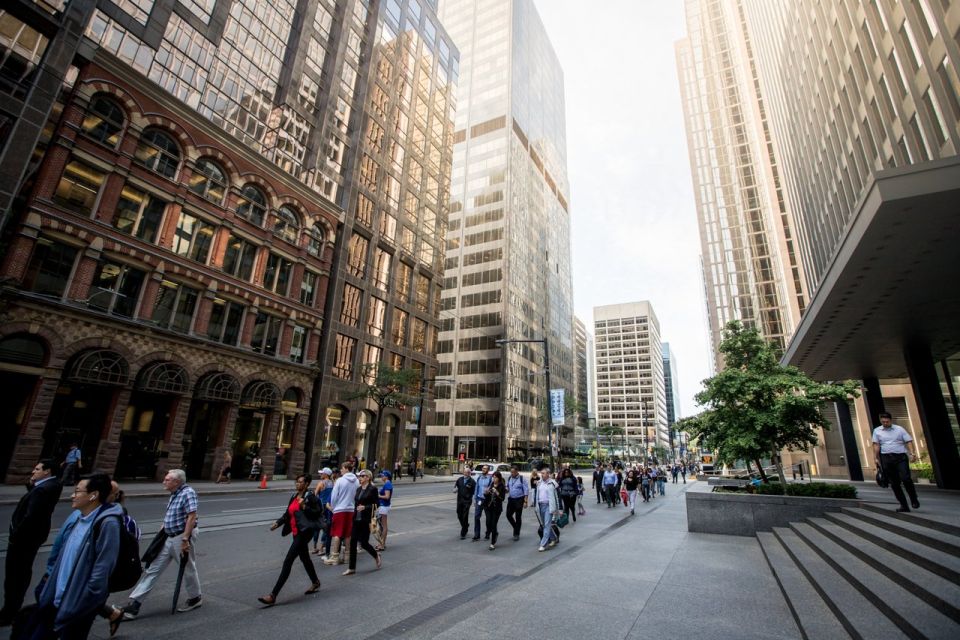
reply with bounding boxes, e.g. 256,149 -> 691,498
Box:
347,363 -> 420,467
677,321 -> 859,483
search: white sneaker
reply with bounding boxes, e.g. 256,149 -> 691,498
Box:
538,546 -> 546,552
547,540 -> 557,548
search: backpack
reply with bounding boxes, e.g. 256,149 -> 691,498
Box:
94,513 -> 143,592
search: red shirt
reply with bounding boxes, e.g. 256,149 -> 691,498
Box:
287,497 -> 301,536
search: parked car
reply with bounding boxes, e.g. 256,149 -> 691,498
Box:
470,461 -> 511,480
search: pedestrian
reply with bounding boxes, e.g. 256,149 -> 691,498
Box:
249,454 -> 262,481
873,411 -> 921,512
60,443 -> 82,487
417,459 -> 424,479
576,476 -> 586,516
615,467 -> 623,505
602,464 -> 618,508
557,468 -> 579,523
1,459 -> 62,626
532,468 -> 560,552
484,472 -> 506,550
658,468 -> 667,496
324,462 -> 358,565
375,470 -> 393,551
681,463 -> 687,483
23,473 -> 121,639
640,468 -> 651,502
472,465 -> 492,541
504,465 -> 528,541
624,470 -> 639,515
116,469 -> 201,620
311,468 -> 334,555
102,481 -> 141,637
394,458 -> 402,480
216,451 -> 232,484
592,464 -> 604,504
342,470 -> 382,576
454,466 -> 476,540
257,474 -> 322,606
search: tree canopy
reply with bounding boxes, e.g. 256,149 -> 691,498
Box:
676,321 -> 859,482
347,363 -> 420,465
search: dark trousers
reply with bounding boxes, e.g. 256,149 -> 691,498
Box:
17,603 -> 97,640
3,540 -> 42,618
594,484 -> 603,503
473,502 -> 486,538
505,497 -> 524,537
641,484 -> 650,501
604,485 -> 617,507
485,504 -> 502,545
348,518 -> 378,571
561,495 -> 577,521
270,532 -> 319,596
456,500 -> 471,537
881,453 -> 919,508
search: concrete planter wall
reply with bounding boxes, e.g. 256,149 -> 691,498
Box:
686,484 -> 862,537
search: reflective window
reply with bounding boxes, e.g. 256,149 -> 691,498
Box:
151,279 -> 199,333
88,261 -> 145,318
347,233 -> 369,277
340,283 -> 362,326
366,297 -> 387,337
412,318 -> 427,352
290,325 -> 307,364
188,158 -> 227,204
391,308 -> 408,346
221,234 -> 257,281
53,160 -> 105,215
362,344 -> 382,382
135,129 -> 180,178
114,184 -> 165,243
274,205 -> 300,243
307,223 -> 327,256
263,252 -> 293,296
236,184 -> 267,226
333,334 -> 357,379
373,248 -> 392,290
207,297 -> 245,346
22,238 -> 77,298
81,95 -> 124,147
395,261 -> 412,300
300,270 -> 319,306
171,211 -> 215,263
251,312 -> 283,356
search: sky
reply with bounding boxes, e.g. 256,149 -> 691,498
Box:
533,0 -> 711,417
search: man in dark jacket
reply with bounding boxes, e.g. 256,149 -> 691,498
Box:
454,466 -> 476,540
591,465 -> 604,504
0,459 -> 61,626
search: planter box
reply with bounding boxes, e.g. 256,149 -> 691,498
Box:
686,484 -> 862,537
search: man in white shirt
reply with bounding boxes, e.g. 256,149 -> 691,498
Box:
872,412 -> 920,512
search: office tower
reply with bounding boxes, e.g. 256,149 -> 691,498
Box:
663,342 -> 681,427
741,0 -> 960,488
593,302 -> 668,461
427,0 -> 574,462
573,316 -> 590,444
676,0 -> 807,371
0,0 -> 458,481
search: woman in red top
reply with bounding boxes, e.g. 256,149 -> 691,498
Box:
258,475 -> 322,605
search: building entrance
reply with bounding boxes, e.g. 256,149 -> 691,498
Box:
182,401 -> 228,479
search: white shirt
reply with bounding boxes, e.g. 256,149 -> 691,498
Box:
872,424 -> 912,454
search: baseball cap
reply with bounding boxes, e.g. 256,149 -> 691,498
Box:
319,467 -> 332,476
379,470 -> 392,479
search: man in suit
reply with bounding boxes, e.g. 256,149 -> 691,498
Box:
0,459 -> 62,625
592,464 -> 604,504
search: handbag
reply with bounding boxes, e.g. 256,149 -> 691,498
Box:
875,465 -> 889,488
555,512 -> 569,528
141,529 -> 169,567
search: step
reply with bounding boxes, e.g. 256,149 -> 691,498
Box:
841,507 -> 960,557
772,527 -> 908,640
806,517 -> 960,624
824,512 -> 960,585
757,531 -> 851,640
791,521 -> 958,639
861,502 -> 960,537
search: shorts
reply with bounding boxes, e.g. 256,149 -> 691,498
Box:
377,505 -> 391,516
330,511 -> 354,539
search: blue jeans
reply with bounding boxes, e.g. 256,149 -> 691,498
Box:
473,501 -> 485,538
538,502 -> 556,547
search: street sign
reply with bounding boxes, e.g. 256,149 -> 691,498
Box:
405,422 -> 418,430
550,388 -> 565,426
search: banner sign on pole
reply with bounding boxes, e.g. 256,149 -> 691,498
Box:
550,388 -> 565,426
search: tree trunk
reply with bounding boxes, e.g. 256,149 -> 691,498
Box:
754,459 -> 768,482
367,406 -> 384,466
745,459 -> 753,476
773,448 -> 787,485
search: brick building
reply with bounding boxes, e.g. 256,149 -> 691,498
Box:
0,52 -> 339,483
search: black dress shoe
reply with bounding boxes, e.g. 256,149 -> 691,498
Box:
911,500 -> 920,509
896,506 -> 911,513
472,537 -> 480,541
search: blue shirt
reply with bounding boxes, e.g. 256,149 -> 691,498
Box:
163,484 -> 198,536
65,448 -> 81,464
602,470 -> 617,486
54,509 -> 96,606
474,475 -> 492,501
378,480 -> 393,507
506,475 -> 528,499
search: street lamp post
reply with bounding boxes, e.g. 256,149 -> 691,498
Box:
496,337 -> 554,471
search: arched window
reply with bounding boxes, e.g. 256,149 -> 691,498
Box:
66,349 -> 129,385
188,158 -> 227,205
306,222 -> 328,256
136,361 -> 189,394
236,184 -> 267,226
135,129 -> 181,179
194,372 -> 241,402
80,95 -> 125,147
274,205 -> 300,244
282,387 -> 302,407
0,334 -> 47,367
241,380 -> 280,409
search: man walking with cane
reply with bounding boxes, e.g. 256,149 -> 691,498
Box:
116,469 -> 201,620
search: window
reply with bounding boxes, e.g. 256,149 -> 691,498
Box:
307,223 -> 328,257
366,297 -> 387,337
188,158 -> 227,204
222,234 -> 256,281
412,318 -> 427,352
151,280 -> 199,333
290,325 -> 307,363
373,248 -> 392,290
53,160 -> 105,214
333,334 -> 357,379
236,184 -> 267,226
361,344 -> 382,382
207,297 -> 245,346
80,95 -> 124,146
172,212 -> 215,263
391,308 -> 408,346
300,270 -> 319,306
415,273 -> 429,311
135,129 -> 180,178
113,184 -> 165,243
395,261 -> 412,300
263,253 -> 293,295
274,205 -> 300,244
88,261 -> 145,317
251,312 -> 283,356
340,283 -> 362,326
22,238 -> 77,298
347,233 -> 369,277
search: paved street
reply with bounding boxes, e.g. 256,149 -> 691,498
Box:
2,478 -> 801,640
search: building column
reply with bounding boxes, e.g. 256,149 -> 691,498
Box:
94,387 -> 132,476
258,411 -> 280,478
288,413 -> 305,476
4,374 -> 60,483
904,343 -> 960,489
861,377 -> 885,435
66,238 -> 103,303
240,306 -> 259,348
157,394 -> 190,480
834,400 -> 864,481
94,173 -> 126,223
193,286 -> 217,337
0,212 -> 42,283
211,403 -> 239,480
138,268 -> 164,321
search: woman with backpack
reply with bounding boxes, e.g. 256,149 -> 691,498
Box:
101,482 -> 141,636
257,474 -> 322,606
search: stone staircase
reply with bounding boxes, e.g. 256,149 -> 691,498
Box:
758,503 -> 960,640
